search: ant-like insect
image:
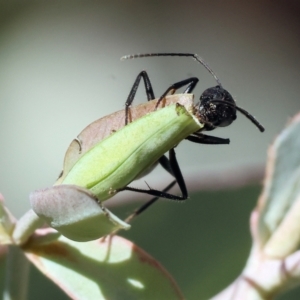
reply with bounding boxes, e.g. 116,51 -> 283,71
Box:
118,53 -> 264,224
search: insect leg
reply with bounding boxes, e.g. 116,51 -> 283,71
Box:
125,71 -> 155,125
107,180 -> 177,237
123,180 -> 177,225
120,76 -> 201,223
155,77 -> 199,108
124,72 -> 190,199
186,133 -> 230,144
121,149 -> 188,201
116,148 -> 187,228
160,148 -> 188,198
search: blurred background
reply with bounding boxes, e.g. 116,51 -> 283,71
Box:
0,0 -> 299,299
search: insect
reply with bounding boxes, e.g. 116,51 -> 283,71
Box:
117,52 -> 264,223
56,53 -> 264,229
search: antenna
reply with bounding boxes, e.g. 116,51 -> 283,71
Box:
209,99 -> 265,132
121,53 -> 222,87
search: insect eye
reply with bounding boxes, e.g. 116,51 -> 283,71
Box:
199,86 -> 237,128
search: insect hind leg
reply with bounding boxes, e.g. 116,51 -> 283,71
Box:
125,71 -> 155,125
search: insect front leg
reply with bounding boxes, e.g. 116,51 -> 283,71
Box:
186,132 -> 230,144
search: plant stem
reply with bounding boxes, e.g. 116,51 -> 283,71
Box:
12,209 -> 44,245
3,246 -> 30,300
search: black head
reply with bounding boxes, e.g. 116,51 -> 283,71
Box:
196,85 -> 265,132
197,86 -> 237,130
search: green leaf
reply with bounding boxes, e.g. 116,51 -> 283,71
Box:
30,185 -> 130,242
24,231 -> 184,300
56,94 -> 192,185
257,113 -> 300,257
